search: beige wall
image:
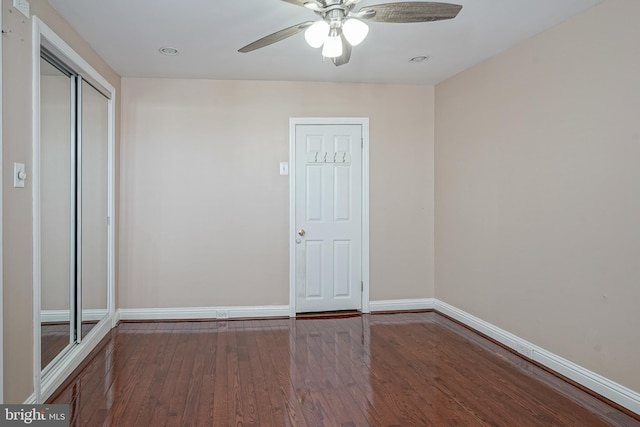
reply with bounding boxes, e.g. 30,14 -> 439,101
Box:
119,79 -> 435,308
435,0 -> 640,393
2,0 -> 120,403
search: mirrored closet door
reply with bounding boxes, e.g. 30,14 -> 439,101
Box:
39,52 -> 110,373
80,80 -> 109,339
39,57 -> 74,369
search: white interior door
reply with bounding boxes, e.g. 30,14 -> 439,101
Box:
295,124 -> 362,313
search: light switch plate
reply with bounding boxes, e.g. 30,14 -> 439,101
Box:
279,162 -> 289,175
14,163 -> 26,188
13,0 -> 30,18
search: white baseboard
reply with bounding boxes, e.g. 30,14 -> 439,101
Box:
23,393 -> 37,404
113,307 -> 121,327
41,309 -> 108,323
119,301 -> 433,321
117,305 -> 290,322
434,299 -> 640,416
369,298 -> 435,312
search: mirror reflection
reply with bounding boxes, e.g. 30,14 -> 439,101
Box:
81,80 -> 109,338
40,57 -> 73,369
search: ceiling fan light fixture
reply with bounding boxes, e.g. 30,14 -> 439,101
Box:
237,1 -> 463,67
304,20 -> 330,48
322,30 -> 343,58
342,18 -> 369,46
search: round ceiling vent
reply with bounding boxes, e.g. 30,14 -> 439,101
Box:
159,47 -> 179,56
409,56 -> 430,63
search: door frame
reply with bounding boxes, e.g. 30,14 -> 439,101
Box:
0,2 -> 4,404
288,117 -> 370,317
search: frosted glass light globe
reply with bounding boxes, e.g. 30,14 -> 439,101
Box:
342,19 -> 369,46
305,20 -> 330,48
322,33 -> 343,58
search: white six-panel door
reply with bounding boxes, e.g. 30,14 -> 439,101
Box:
294,124 -> 363,313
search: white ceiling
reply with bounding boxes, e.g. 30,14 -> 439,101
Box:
47,0 -> 603,85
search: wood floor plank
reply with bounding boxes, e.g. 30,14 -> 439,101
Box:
251,320 -> 309,427
267,320 -> 321,427
194,322 -> 222,426
411,321 -> 613,426
364,321 -> 466,425
78,323 -> 156,426
228,321 -> 261,426
174,323 -> 212,426
108,323 -> 175,424
146,324 -> 197,426
240,328 -> 273,427
75,328 -> 144,424
212,326 -> 229,426
130,325 -> 185,425
327,318 -> 404,427
47,313 -> 640,427
301,318 -> 382,427
294,320 -> 365,426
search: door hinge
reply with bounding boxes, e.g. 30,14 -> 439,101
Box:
361,281 -> 364,291
361,138 -> 363,148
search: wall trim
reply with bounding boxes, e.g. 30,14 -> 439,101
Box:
113,307 -> 121,327
41,309 -> 108,323
434,299 -> 640,416
370,298 -> 435,312
0,2 -> 4,404
117,305 -> 290,322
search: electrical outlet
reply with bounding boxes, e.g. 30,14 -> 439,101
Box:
13,0 -> 30,18
516,342 -> 533,359
217,310 -> 229,319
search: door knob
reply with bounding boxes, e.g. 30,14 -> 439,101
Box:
298,229 -> 306,237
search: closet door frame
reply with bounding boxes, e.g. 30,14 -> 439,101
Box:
0,3 -> 4,404
32,17 -> 116,403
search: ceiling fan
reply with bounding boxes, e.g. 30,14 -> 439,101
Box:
238,0 -> 462,66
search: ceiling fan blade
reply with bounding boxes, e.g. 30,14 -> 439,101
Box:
360,2 -> 462,23
238,21 -> 314,53
331,34 -> 352,66
280,0 -> 324,9
342,0 -> 365,8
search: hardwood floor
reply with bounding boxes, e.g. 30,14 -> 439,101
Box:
48,312 -> 639,426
